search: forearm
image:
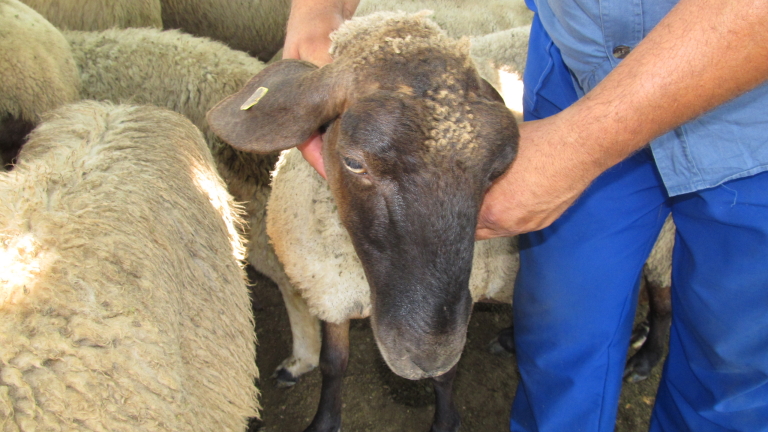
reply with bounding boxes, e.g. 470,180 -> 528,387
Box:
477,0 -> 768,238
562,0 -> 768,177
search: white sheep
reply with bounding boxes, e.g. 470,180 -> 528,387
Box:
355,0 -> 533,38
159,0 -> 291,62
0,100 -> 259,431
470,24 -> 531,121
64,26 -> 313,379
0,0 -> 81,168
19,0 -> 162,31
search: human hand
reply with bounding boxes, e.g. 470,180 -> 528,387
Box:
282,1 -> 358,176
475,116 -> 603,239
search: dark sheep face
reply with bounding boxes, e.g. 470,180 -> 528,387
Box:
206,17 -> 519,380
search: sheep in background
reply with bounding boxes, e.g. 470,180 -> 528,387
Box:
355,0 -> 532,38
470,24 -> 531,121
208,11 -> 520,432
64,27 -> 311,376
0,101 -> 258,431
19,0 -> 162,30
160,0 -> 291,62
0,0 -> 81,168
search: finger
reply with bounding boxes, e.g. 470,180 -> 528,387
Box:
298,133 -> 327,179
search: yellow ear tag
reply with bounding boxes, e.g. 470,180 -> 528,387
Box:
240,87 -> 268,110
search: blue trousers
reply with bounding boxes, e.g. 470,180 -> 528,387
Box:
513,8 -> 768,432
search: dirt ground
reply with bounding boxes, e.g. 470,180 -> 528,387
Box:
246,268 -> 665,432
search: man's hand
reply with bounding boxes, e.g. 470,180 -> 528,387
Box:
476,116 -> 601,239
282,0 -> 359,177
476,0 -> 768,239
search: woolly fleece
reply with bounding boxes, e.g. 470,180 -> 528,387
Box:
355,0 -> 533,38
160,0 -> 291,62
20,0 -> 162,31
0,0 -> 80,124
0,101 -> 258,431
63,28 -> 285,284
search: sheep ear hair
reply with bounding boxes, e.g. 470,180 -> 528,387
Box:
207,59 -> 345,154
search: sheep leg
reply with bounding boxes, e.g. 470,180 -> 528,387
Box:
488,324 -> 515,357
273,279 -> 322,386
624,280 -> 672,383
304,320 -> 350,432
430,365 -> 461,432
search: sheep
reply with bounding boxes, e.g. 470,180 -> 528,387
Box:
0,0 -> 81,168
0,100 -> 259,431
470,24 -> 531,121
63,26 -> 314,381
624,215 -> 674,383
18,0 -> 162,31
355,0 -> 533,38
490,215 -> 675,385
208,10 -> 679,430
159,0 -> 291,62
208,11 -> 520,432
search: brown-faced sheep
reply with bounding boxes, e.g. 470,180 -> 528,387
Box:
208,11 -> 519,432
0,101 -> 258,431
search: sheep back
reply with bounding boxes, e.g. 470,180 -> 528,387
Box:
64,27 -> 278,201
160,0 -> 291,62
0,101 -> 258,431
19,0 -> 162,31
355,0 -> 533,38
0,0 -> 80,126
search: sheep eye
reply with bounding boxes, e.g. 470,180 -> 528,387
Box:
343,157 -> 367,174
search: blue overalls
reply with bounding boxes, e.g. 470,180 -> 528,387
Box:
512,1 -> 768,431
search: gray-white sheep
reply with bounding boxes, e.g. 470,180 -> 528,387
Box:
0,100 -> 258,431
0,0 -> 81,168
64,27 -> 307,379
160,0 -> 291,62
355,0 -> 533,38
19,0 -> 162,30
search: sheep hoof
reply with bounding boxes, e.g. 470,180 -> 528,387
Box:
488,326 -> 515,357
272,368 -> 299,387
623,356 -> 652,383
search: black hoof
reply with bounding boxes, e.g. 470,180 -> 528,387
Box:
623,355 -> 653,383
430,414 -> 461,432
488,326 -> 515,357
272,368 -> 299,388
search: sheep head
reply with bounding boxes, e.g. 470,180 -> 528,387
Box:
207,12 -> 518,380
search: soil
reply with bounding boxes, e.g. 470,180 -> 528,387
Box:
246,268 -> 665,432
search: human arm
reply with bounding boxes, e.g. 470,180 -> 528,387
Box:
476,0 -> 768,239
283,0 -> 360,178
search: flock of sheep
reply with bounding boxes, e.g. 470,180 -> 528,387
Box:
0,1 -> 673,431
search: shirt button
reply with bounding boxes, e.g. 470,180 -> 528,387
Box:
613,45 -> 631,59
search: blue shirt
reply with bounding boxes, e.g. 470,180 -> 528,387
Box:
524,0 -> 768,196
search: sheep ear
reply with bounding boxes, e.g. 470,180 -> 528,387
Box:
478,77 -> 505,104
470,98 -> 520,181
207,60 -> 346,153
